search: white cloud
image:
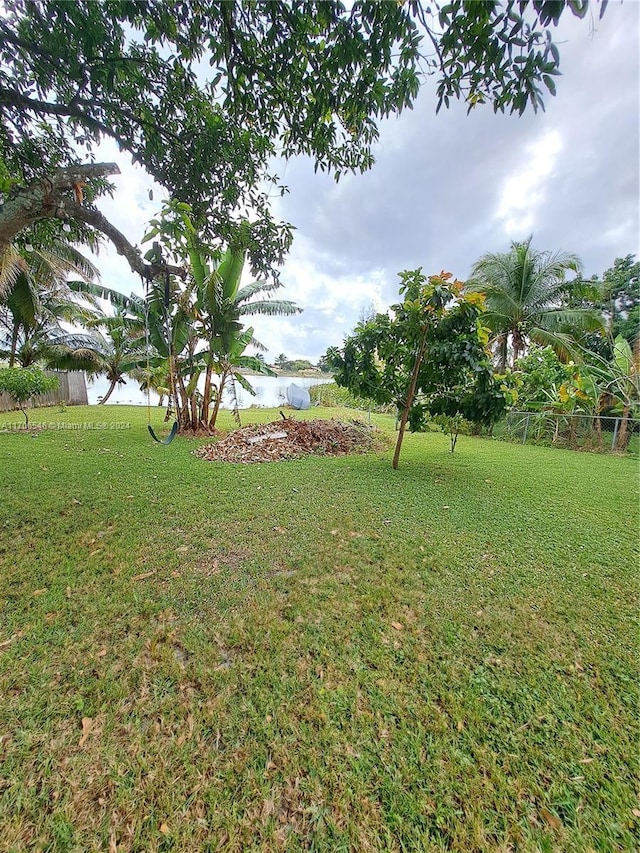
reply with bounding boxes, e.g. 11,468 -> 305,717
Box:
244,235 -> 390,360
65,4 -> 638,362
495,130 -> 564,236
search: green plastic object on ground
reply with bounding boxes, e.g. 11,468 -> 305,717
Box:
147,422 -> 178,445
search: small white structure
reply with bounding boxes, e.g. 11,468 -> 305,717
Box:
286,383 -> 311,410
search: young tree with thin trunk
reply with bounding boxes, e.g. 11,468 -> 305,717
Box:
0,366 -> 58,427
329,270 -> 505,469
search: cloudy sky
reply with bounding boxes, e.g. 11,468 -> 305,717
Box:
89,3 -> 639,364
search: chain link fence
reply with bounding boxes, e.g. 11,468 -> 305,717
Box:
500,411 -> 639,453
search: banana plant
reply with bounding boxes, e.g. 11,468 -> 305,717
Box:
206,326 -> 276,430
593,336 -> 640,450
143,202 -> 299,431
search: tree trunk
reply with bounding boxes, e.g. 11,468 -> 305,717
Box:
496,333 -> 507,374
99,378 -> 118,404
190,390 -> 198,430
511,327 -> 527,369
9,323 -> 20,367
594,414 -> 603,448
392,331 -> 427,470
615,405 -> 631,451
201,359 -> 213,426
171,354 -> 188,431
210,372 -> 228,431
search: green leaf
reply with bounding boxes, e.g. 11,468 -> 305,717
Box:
613,335 -> 633,377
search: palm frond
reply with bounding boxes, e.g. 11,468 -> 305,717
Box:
238,299 -> 301,317
469,238 -> 587,366
0,247 -> 28,301
248,336 -> 268,352
68,281 -> 144,315
234,356 -> 276,377
527,327 -> 583,363
234,280 -> 280,304
538,308 -> 604,333
6,272 -> 39,328
35,239 -> 101,282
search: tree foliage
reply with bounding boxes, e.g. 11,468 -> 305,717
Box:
509,345 -> 573,409
275,357 -> 316,373
587,334 -> 640,450
85,309 -> 148,405
0,365 -> 58,426
502,336 -> 639,451
0,235 -> 108,370
601,256 -> 640,336
329,269 -> 505,467
0,1 -> 606,271
467,236 -> 603,370
573,255 -> 640,356
110,203 -> 299,433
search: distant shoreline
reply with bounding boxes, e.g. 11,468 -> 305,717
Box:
240,369 -> 334,378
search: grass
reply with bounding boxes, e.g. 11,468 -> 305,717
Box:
0,404 -> 638,852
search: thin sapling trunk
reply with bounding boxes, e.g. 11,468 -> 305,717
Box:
392,330 -> 427,470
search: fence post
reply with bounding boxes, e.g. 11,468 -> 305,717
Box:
522,413 -> 530,445
611,418 -> 620,451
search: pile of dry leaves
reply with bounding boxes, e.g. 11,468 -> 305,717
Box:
194,417 -> 383,463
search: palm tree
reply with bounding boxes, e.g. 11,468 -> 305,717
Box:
86,310 -> 148,404
70,280 -> 174,406
132,360 -> 171,407
467,237 -> 602,371
0,239 -> 106,370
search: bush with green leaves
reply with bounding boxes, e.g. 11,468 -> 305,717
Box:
0,367 -> 59,427
512,346 -> 574,409
309,382 -> 394,414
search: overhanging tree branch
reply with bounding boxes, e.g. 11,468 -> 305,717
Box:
0,163 -> 185,280
64,202 -> 185,281
0,87 -> 184,150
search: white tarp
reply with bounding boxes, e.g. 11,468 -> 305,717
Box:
286,383 -> 311,410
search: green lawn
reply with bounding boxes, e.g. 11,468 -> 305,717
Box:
0,405 -> 638,852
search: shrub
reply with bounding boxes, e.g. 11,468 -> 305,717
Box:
309,382 -> 395,414
0,367 -> 59,427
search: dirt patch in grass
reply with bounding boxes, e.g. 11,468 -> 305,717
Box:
193,417 -> 386,463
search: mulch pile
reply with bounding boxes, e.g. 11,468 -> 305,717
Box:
194,417 -> 383,463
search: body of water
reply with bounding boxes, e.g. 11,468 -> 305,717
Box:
87,374 -> 332,409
